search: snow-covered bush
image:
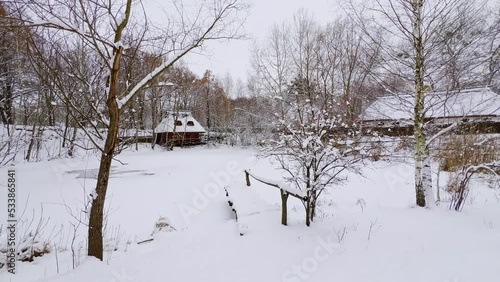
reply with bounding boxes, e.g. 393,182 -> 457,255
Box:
263,77 -> 363,226
151,216 -> 176,236
16,232 -> 52,262
0,229 -> 51,268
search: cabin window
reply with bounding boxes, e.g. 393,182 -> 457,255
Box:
175,120 -> 183,126
187,121 -> 195,126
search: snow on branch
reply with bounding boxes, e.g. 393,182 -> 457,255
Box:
116,46 -> 196,110
117,0 -> 246,110
19,18 -> 114,49
464,161 -> 500,176
426,122 -> 458,147
474,135 -> 499,146
244,170 -> 308,200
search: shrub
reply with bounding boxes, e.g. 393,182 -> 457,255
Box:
151,216 -> 176,236
437,135 -> 499,172
0,231 -> 51,268
447,162 -> 500,211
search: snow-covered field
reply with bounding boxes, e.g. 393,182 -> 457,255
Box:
1,146 -> 499,282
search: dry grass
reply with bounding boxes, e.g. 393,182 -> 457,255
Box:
437,135 -> 499,172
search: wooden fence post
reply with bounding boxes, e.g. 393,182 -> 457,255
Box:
244,169 -> 309,226
245,170 -> 251,186
280,190 -> 288,226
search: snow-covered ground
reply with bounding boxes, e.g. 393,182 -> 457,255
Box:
1,146 -> 499,282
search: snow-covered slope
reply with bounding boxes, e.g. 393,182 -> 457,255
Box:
1,147 -> 499,282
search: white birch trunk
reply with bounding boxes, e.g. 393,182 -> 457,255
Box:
413,0 -> 428,207
423,151 -> 435,207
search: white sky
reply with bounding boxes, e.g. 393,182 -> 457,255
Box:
149,0 -> 340,83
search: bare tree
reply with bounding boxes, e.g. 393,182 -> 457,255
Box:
484,5 -> 500,86
251,22 -> 292,124
0,3 -> 17,126
2,0 -> 247,260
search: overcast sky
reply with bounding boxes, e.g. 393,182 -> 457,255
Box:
174,0 -> 339,83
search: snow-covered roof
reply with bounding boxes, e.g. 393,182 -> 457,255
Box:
154,111 -> 206,133
364,87 -> 500,121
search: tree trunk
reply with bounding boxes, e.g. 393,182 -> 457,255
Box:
87,0 -> 130,260
44,90 -> 55,126
34,126 -> 43,161
87,94 -> 120,260
138,93 -> 145,130
68,123 -> 77,157
88,51 -> 123,261
25,123 -> 37,161
305,192 -> 311,227
280,190 -> 288,226
206,77 -> 211,143
422,150 -> 434,206
415,142 -> 426,207
1,84 -> 14,125
134,107 -> 139,151
436,162 -> 441,203
413,0 -> 428,207
0,61 -> 14,125
62,101 -> 71,148
310,190 -> 317,222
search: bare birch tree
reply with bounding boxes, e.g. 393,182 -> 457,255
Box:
345,0 -> 488,207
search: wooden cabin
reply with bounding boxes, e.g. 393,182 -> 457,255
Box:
154,111 -> 206,146
361,87 -> 500,136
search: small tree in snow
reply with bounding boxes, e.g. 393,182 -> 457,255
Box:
265,77 -> 363,226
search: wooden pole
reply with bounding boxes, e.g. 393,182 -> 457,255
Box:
245,170 -> 251,186
280,190 -> 288,226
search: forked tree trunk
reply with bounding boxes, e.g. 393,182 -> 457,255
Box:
87,1 -> 129,258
